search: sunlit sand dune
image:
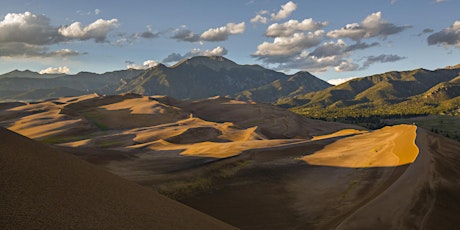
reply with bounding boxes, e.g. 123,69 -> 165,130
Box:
311,129 -> 368,141
303,124 -> 419,167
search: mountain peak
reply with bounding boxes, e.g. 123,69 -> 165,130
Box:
171,56 -> 238,71
443,63 -> 460,70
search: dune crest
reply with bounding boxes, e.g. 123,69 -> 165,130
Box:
302,124 -> 419,168
311,129 -> 368,141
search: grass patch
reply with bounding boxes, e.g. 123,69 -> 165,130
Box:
82,110 -> 111,131
219,160 -> 252,178
156,160 -> 252,200
95,140 -> 122,148
156,177 -> 212,200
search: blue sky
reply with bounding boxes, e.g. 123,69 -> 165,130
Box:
1,0 -> 459,84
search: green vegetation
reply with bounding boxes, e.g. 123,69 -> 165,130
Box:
292,102 -> 460,141
156,160 -> 252,200
156,177 -> 212,200
82,110 -> 111,131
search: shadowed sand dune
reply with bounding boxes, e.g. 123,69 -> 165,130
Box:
0,127 -> 236,229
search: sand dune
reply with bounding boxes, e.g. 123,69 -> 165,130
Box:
0,127 -> 236,229
311,129 -> 367,141
171,96 -> 363,139
3,94 -> 460,229
303,124 -> 419,168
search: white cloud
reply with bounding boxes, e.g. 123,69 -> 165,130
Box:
163,46 -> 228,63
48,49 -> 81,57
0,12 -> 61,45
361,54 -> 406,69
427,21 -> 460,48
127,60 -> 159,69
39,66 -> 70,74
334,61 -> 359,72
265,19 -> 328,37
271,1 -> 297,21
202,46 -> 228,56
59,18 -> 119,42
171,26 -> 200,42
94,9 -> 101,15
253,31 -> 324,60
327,77 -> 358,85
250,14 -> 268,24
327,12 -> 410,40
200,22 -> 245,41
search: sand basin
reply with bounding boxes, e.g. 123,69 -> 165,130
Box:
302,124 -> 419,168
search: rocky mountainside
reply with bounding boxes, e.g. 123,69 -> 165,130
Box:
0,56 -> 331,102
117,56 -> 331,101
282,65 -> 460,118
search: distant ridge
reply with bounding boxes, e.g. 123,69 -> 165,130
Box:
283,66 -> 460,113
0,56 -> 330,103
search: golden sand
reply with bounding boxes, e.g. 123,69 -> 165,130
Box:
311,129 -> 368,141
302,125 -> 419,168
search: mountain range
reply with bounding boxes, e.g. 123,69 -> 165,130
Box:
0,56 -> 331,102
283,66 -> 460,116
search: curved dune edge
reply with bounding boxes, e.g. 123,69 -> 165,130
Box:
311,129 -> 368,141
302,124 -> 419,168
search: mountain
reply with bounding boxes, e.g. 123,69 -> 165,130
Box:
0,69 -> 64,79
0,56 -> 331,103
0,69 -> 143,101
234,71 -> 331,103
0,126 -> 236,229
118,56 -> 331,102
284,65 -> 460,117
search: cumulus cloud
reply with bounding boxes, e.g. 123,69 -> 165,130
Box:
47,49 -> 83,57
250,14 -> 268,24
59,18 -> 119,42
137,25 -> 159,39
127,60 -> 159,70
171,26 -> 201,42
327,12 -> 411,40
427,21 -> 460,47
0,12 -> 61,45
361,54 -> 406,69
0,11 -> 122,58
202,46 -> 228,56
265,19 -> 328,37
200,22 -> 245,41
0,42 -> 82,58
327,76 -> 358,85
345,41 -> 380,52
271,1 -> 297,21
253,31 -> 324,62
162,46 -> 228,63
334,61 -> 359,72
39,66 -> 70,74
309,39 -> 347,58
254,37 -> 382,73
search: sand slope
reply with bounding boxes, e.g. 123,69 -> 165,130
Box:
303,125 -> 419,167
0,127 -> 236,229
